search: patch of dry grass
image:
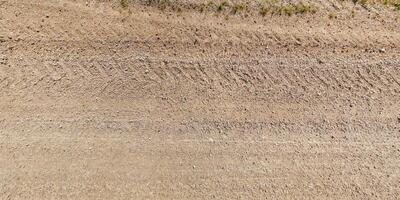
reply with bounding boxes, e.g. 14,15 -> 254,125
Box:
119,0 -> 399,15
343,0 -> 400,9
259,1 -> 318,16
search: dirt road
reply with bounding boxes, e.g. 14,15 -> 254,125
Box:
1,0 -> 400,199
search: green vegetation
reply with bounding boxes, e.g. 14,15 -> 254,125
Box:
383,0 -> 400,10
328,11 -> 337,19
207,0 -> 214,7
259,5 -> 270,16
217,1 -> 228,11
231,3 -> 246,14
119,0 -> 400,15
348,0 -> 400,10
202,0 -> 249,15
259,1 -> 318,16
120,0 -> 317,15
120,0 -> 129,8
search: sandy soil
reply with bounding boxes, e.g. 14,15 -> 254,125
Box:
1,0 -> 400,199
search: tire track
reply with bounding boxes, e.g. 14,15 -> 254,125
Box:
3,58 -> 400,97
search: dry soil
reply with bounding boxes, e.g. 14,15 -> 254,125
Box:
1,0 -> 400,199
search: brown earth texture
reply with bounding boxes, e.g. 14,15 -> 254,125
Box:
1,0 -> 400,199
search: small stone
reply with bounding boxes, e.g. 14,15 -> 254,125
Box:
379,48 -> 386,53
51,74 -> 62,81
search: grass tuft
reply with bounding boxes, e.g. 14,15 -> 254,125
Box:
231,3 -> 245,14
217,1 -> 228,11
259,1 -> 318,16
120,0 -> 129,8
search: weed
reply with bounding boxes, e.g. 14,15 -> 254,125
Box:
295,2 -> 318,14
282,5 -> 295,16
232,3 -> 245,14
217,1 -> 228,11
381,0 -> 400,10
351,0 -> 400,9
259,1 -> 318,16
259,5 -> 271,16
394,3 -> 400,10
199,4 -> 205,12
206,0 -> 214,7
328,11 -> 337,19
120,0 -> 129,8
